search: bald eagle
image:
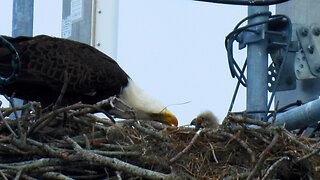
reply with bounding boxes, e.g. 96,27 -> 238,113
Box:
0,35 -> 177,126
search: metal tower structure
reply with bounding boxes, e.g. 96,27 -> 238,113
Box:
196,0 -> 320,131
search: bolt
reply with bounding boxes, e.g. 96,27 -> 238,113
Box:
313,27 -> 320,36
98,10 -> 102,14
307,44 -> 314,54
96,42 -> 101,46
300,27 -> 309,36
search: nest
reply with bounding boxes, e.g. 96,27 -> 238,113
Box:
0,99 -> 320,180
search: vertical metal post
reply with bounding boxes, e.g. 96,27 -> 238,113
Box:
12,0 -> 34,37
11,0 -> 34,118
91,0 -> 119,59
246,6 -> 269,121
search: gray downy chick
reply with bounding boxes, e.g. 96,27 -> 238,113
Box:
191,110 -> 219,130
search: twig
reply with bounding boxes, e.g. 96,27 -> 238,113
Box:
71,116 -> 109,131
281,128 -> 312,152
26,138 -> 69,158
0,158 -> 65,170
65,137 -> 181,180
13,169 -> 22,180
83,114 -> 114,126
295,148 -> 320,163
246,132 -> 279,180
0,143 -> 29,155
109,97 -> 135,114
4,94 -> 23,137
27,103 -> 102,136
209,143 -> 219,163
96,143 -> 137,151
42,172 -> 73,180
221,131 -> 256,163
116,171 -> 122,180
228,116 -> 271,127
71,100 -> 116,123
87,106 -> 116,123
54,70 -> 69,109
0,170 -> 8,180
108,97 -> 137,120
1,102 -> 41,117
0,111 -> 17,137
4,94 -> 19,120
223,172 -> 250,180
83,134 -> 91,150
170,129 -> 202,163
247,130 -> 271,144
91,150 -> 140,157
261,156 -> 290,180
133,122 -> 170,142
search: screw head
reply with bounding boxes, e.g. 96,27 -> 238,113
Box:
313,27 -> 320,36
307,44 -> 314,54
301,27 -> 309,36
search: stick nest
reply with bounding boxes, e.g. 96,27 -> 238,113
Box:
0,100 -> 320,180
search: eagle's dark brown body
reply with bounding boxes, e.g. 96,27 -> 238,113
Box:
0,35 -> 129,106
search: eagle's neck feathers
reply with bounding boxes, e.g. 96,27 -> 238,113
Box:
119,79 -> 166,114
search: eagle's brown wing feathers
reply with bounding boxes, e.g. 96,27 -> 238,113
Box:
0,35 -> 129,106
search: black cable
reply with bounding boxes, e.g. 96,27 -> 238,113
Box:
228,58 -> 247,113
195,0 -> 290,6
234,12 -> 271,30
225,15 -> 287,85
225,13 -> 292,121
267,100 -> 302,120
225,12 -> 279,86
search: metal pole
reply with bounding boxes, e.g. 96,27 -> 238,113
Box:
11,0 -> 34,118
92,0 -> 119,59
12,0 -> 34,37
246,6 -> 269,121
271,98 -> 320,130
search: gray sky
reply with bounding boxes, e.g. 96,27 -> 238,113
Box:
0,0 -> 272,125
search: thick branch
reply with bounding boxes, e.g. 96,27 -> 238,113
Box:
65,137 -> 181,180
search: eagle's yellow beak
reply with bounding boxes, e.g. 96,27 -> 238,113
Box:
161,110 -> 178,126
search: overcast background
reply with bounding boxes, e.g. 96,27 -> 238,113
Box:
0,0 -> 275,125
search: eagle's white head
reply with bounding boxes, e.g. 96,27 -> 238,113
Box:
118,79 -> 178,126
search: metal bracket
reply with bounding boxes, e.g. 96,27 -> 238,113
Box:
238,28 -> 265,50
295,49 -> 317,79
268,48 -> 297,91
267,17 -> 296,91
296,24 -> 320,78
